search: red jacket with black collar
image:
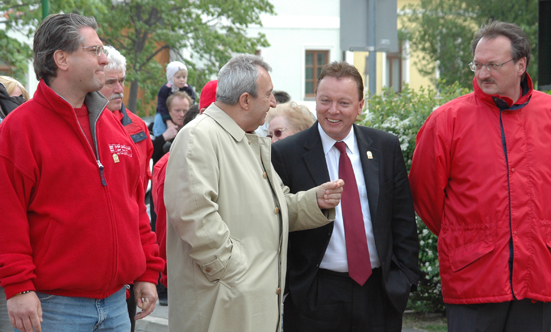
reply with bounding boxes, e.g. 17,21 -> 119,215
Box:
410,74 -> 551,304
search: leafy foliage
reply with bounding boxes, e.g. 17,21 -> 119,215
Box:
96,0 -> 274,114
401,0 -> 538,89
360,83 -> 470,313
0,0 -> 274,115
0,1 -> 99,83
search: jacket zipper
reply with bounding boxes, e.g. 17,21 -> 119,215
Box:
92,101 -> 109,186
499,110 -> 517,300
92,101 -> 120,289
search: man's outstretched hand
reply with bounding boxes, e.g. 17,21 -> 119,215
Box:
316,179 -> 345,209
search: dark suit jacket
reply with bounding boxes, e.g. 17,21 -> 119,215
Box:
271,123 -> 419,313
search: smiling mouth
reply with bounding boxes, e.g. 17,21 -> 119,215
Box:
327,118 -> 340,123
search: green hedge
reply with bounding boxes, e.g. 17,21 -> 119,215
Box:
359,83 -> 470,313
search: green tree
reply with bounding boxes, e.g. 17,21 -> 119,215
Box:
0,1 -> 100,83
96,0 -> 274,114
401,0 -> 538,89
0,0 -> 274,115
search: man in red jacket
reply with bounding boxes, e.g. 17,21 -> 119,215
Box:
100,46 -> 153,193
410,21 -> 551,331
0,13 -> 163,332
99,45 -> 154,332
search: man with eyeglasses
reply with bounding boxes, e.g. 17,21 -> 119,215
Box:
410,21 -> 551,331
0,13 -> 163,332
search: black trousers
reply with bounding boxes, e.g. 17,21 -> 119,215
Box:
283,268 -> 402,332
126,284 -> 136,332
447,299 -> 551,332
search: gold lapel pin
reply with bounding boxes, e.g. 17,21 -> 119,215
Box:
113,154 -> 120,163
367,151 -> 373,159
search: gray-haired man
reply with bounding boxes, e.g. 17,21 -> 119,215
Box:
165,54 -> 345,332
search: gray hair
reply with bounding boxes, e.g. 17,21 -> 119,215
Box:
33,13 -> 98,84
216,54 -> 272,105
472,21 -> 531,79
104,46 -> 126,76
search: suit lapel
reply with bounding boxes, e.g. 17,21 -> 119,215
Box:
302,124 -> 331,186
355,125 -> 379,220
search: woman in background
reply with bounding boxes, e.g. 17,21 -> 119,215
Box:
265,101 -> 315,143
0,76 -> 29,122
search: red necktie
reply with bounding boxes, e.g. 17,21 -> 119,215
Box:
334,141 -> 372,286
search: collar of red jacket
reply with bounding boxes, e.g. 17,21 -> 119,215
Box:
473,72 -> 533,111
33,80 -> 109,122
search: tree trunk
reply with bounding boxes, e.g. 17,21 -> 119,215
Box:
128,78 -> 140,114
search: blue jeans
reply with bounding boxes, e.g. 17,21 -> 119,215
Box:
0,287 -> 11,332
16,287 -> 130,332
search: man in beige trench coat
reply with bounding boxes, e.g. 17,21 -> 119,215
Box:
165,54 -> 344,332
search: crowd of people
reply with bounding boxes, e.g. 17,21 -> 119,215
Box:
0,11 -> 550,332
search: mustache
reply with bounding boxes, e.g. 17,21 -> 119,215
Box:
481,79 -> 495,84
110,93 -> 124,100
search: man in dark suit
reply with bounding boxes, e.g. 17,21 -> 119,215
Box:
271,61 -> 419,331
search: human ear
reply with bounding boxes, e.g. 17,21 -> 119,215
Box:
53,50 -> 69,72
238,92 -> 250,110
517,57 -> 527,76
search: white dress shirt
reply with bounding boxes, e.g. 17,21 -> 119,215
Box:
318,123 -> 380,271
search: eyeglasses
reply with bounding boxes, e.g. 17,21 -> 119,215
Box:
468,59 -> 514,72
82,45 -> 108,57
267,128 -> 287,139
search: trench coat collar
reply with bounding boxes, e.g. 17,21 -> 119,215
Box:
204,103 -> 247,142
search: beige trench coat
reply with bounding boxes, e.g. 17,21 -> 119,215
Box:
165,104 -> 334,332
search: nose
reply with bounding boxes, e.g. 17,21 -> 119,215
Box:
99,52 -> 109,66
269,93 -> 276,107
114,81 -> 124,94
327,101 -> 339,114
477,65 -> 491,79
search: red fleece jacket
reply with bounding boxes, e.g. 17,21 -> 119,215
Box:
152,153 -> 169,287
0,80 -> 163,299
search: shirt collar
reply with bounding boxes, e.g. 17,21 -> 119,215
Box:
318,123 -> 356,155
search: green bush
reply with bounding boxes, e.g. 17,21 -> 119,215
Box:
359,82 -> 470,313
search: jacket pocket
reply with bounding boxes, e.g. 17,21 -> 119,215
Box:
33,218 -> 58,267
201,237 -> 245,287
219,237 -> 246,288
450,237 -> 495,272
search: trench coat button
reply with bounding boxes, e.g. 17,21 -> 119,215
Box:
511,168 -> 515,173
276,287 -> 281,295
275,207 -> 280,214
205,267 -> 212,273
263,172 -> 267,179
248,140 -> 251,145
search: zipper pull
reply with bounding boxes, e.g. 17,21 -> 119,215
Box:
97,160 -> 107,186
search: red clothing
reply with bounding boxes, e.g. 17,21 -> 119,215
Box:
0,80 -> 163,299
152,153 -> 169,287
113,105 -> 153,191
74,105 -> 94,149
410,74 -> 551,304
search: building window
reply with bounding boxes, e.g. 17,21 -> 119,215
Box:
385,45 -> 402,92
305,50 -> 329,97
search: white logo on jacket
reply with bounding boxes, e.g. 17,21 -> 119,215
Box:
108,143 -> 133,157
